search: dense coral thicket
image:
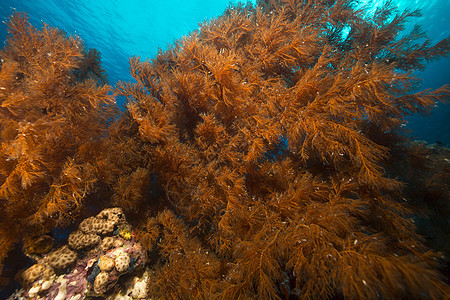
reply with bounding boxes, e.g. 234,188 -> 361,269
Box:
0,13 -> 116,280
0,0 -> 449,299
104,0 -> 450,299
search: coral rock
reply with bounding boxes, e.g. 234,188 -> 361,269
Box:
68,230 -> 101,250
94,271 -> 109,294
115,253 -> 130,272
132,279 -> 148,298
79,207 -> 125,236
14,208 -> 146,298
100,236 -> 115,251
46,245 -> 77,270
113,238 -> 124,248
97,207 -> 124,224
79,216 -> 114,235
22,264 -> 45,284
98,255 -> 114,272
22,263 -> 55,285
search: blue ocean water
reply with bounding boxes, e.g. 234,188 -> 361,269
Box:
0,0 -> 449,144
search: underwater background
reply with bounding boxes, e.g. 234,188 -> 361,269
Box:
0,0 -> 448,144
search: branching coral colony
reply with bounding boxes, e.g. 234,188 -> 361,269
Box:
1,0 -> 450,299
0,12 -> 116,283
111,0 -> 450,298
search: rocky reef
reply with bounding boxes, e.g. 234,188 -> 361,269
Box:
13,208 -> 148,299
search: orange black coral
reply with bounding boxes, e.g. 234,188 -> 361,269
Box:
111,0 -> 450,299
0,0 -> 449,299
0,12 -> 116,279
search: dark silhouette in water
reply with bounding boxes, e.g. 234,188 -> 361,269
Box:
1,0 -> 449,298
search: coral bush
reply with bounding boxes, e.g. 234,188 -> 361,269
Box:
108,0 -> 450,298
0,13 -> 116,276
0,0 -> 449,299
